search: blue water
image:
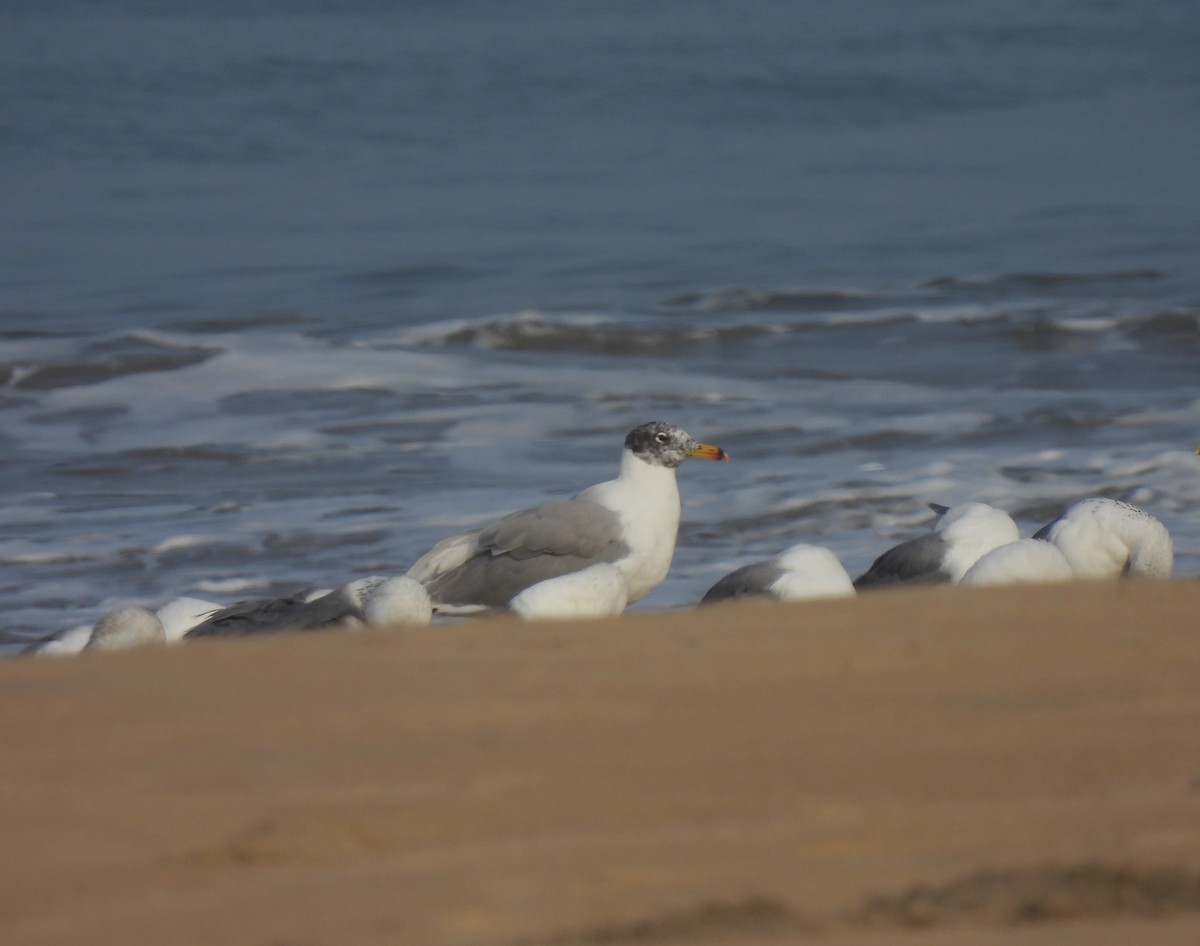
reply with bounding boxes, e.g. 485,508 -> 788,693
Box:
2,1 -> 1199,647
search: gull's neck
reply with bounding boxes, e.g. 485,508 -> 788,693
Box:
617,447 -> 677,483
585,448 -> 683,602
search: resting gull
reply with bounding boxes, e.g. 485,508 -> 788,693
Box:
408,421 -> 728,617
185,575 -> 431,638
854,502 -> 1020,589
1032,497 -> 1173,579
23,595 -> 218,657
958,538 -> 1075,587
701,543 -> 855,604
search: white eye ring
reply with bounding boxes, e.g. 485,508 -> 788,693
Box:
655,432 -> 668,443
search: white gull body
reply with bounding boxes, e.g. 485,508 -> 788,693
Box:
509,563 -> 629,619
1034,497 -> 1173,579
408,422 -> 727,616
702,544 -> 856,604
958,539 -> 1076,587
24,623 -> 94,657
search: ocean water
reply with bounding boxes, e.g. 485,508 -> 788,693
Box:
2,0 -> 1199,649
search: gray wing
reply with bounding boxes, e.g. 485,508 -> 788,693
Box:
425,499 -> 629,611
700,562 -> 786,604
184,590 -> 359,638
853,533 -> 951,589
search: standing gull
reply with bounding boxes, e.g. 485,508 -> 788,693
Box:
854,502 -> 1020,589
1033,497 -> 1173,579
408,421 -> 728,617
701,544 -> 855,604
185,575 -> 431,638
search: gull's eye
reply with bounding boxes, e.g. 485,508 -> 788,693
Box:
655,431 -> 669,443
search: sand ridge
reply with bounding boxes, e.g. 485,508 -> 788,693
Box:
1,580 -> 1198,945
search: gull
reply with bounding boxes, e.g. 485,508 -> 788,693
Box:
854,502 -> 1020,589
23,595 -> 218,657
1032,497 -> 1173,579
185,575 -> 432,638
700,543 -> 855,604
408,421 -> 728,617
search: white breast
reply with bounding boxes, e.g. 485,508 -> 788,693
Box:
959,539 -> 1075,587
580,452 -> 682,603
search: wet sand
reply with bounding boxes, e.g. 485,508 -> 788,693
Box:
1,580 -> 1199,945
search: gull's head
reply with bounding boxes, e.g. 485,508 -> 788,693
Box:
623,421 -> 728,469
930,502 -> 1019,541
347,575 -> 433,626
84,605 -> 167,652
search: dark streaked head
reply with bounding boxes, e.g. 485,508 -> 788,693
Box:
346,575 -> 433,626
623,421 -> 728,469
84,605 -> 166,652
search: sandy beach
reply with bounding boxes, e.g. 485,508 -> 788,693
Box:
2,579 -> 1199,945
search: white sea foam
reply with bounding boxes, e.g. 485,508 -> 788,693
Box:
194,577 -> 273,595
1,550 -> 97,566
153,534 -> 212,554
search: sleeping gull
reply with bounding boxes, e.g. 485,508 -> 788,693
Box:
1032,497 -> 1173,579
701,543 -> 855,604
23,597 -> 204,657
408,421 -> 728,617
854,502 -> 1020,589
958,538 -> 1075,587
185,575 -> 431,638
